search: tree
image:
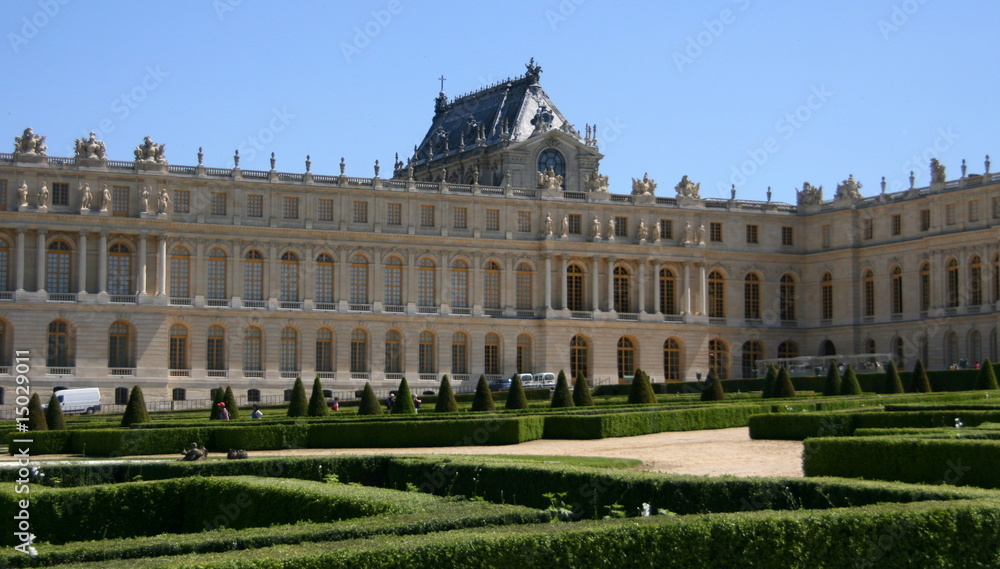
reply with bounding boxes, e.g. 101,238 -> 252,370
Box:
700,369 -> 726,401
45,392 -> 66,430
628,368 -> 657,404
885,360 -> 905,394
772,367 -> 796,399
435,375 -> 458,413
572,372 -> 595,407
550,369 -> 575,408
392,377 -> 416,415
506,374 -> 529,410
286,377 -> 309,417
471,375 -> 495,411
27,393 -> 48,431
910,359 -> 932,393
121,385 -> 150,427
761,365 -> 778,398
210,386 -> 226,420
822,363 -> 842,396
223,386 -> 240,420
308,377 -> 330,417
840,365 -> 863,396
975,358 -> 999,390
357,382 -> 384,416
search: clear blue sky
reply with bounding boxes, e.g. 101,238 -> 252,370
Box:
3,0 -> 997,204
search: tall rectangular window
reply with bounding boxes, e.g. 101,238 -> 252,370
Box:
710,222 -> 722,242
781,226 -> 794,246
318,199 -> 334,221
863,218 -> 873,239
112,186 -> 129,216
211,192 -> 227,216
945,203 -> 956,225
386,202 -> 401,225
420,205 -> 435,227
993,197 -> 1000,219
453,207 -> 467,229
568,214 -> 581,235
659,219 -> 672,240
746,224 -> 758,244
821,225 -> 831,249
891,214 -> 901,236
920,209 -> 931,231
614,216 -> 628,237
517,211 -> 531,233
485,209 -> 500,230
0,180 -> 6,209
174,189 -> 190,213
969,200 -> 980,222
51,182 -> 69,206
247,195 -> 263,217
353,200 -> 368,223
282,196 -> 298,219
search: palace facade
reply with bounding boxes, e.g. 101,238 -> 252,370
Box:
0,62 -> 997,406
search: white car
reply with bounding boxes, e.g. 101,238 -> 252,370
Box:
523,373 -> 557,389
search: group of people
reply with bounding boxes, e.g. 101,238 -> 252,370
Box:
384,393 -> 421,413
213,398 -> 343,419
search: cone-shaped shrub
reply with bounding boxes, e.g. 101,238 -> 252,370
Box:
975,358 -> 999,390
505,374 -> 529,410
550,369 -> 575,408
223,386 -> 240,420
911,359 -> 932,392
772,367 -> 797,398
471,375 -> 495,411
45,392 -> 66,430
357,382 -> 383,415
840,365 -> 863,395
761,365 -> 778,398
286,377 -> 309,417
308,377 -> 330,417
435,375 -> 458,413
27,393 -> 48,431
885,360 -> 905,394
700,369 -> 726,401
121,385 -> 150,427
210,387 -> 226,420
628,368 -> 657,404
392,377 -> 416,415
573,372 -> 595,407
822,363 -> 842,396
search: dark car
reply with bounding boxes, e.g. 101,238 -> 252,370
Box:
488,378 -> 512,391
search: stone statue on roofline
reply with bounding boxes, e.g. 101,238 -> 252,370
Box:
674,175 -> 700,199
537,166 -> 563,190
584,170 -> 609,193
134,136 -> 167,164
834,174 -> 862,202
13,127 -> 46,156
797,182 -> 823,205
930,158 -> 946,184
74,131 -> 107,160
631,172 -> 657,196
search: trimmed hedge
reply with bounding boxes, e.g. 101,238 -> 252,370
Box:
544,404 -> 772,439
750,408 -> 1000,440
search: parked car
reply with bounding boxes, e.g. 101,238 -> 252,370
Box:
43,388 -> 102,415
488,377 -> 512,391
523,373 -> 557,389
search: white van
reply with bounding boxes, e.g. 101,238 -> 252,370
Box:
46,388 -> 102,415
528,373 -> 557,389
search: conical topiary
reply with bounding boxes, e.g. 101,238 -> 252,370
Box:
223,386 -> 240,420
286,377 -> 309,417
121,385 -> 150,427
911,359 -> 932,393
506,374 -> 529,410
628,368 -> 657,404
822,362 -> 842,396
761,365 -> 778,398
308,377 -> 330,417
840,365 -> 863,396
975,358 -> 999,390
572,372 -> 595,407
471,375 -> 495,411
27,393 -> 48,431
885,360 -> 905,394
45,392 -> 66,430
392,377 -> 416,415
210,386 -> 226,420
357,382 -> 383,415
772,367 -> 796,398
550,369 -> 575,408
700,369 -> 726,401
435,375 -> 458,413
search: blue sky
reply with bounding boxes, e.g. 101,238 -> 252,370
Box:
3,0 -> 997,204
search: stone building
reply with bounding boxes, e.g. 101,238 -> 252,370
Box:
0,64 -> 996,406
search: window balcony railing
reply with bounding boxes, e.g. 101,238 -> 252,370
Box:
663,314 -> 684,323
383,304 -> 404,313
484,308 -> 502,317
349,303 -> 372,312
744,318 -> 763,327
516,309 -> 537,318
48,293 -> 77,302
0,291 -> 13,301
419,373 -> 437,381
890,313 -> 903,321
47,367 -> 74,375
417,306 -> 439,315
350,372 -> 370,380
450,307 -> 471,315
862,315 -> 875,323
109,368 -> 135,377
280,370 -> 300,379
451,374 -> 470,382
243,370 -> 264,378
244,300 -> 267,309
279,301 -> 303,310
967,305 -> 982,314
169,297 -> 192,306
570,311 -> 593,320
0,366 -> 9,375
168,369 -> 190,377
617,312 -> 638,321
109,294 -> 137,304
207,370 -> 229,379
315,302 -> 337,311
780,320 -> 798,328
709,317 -> 727,326
385,372 -> 404,381
316,371 -> 336,380
207,298 -> 231,308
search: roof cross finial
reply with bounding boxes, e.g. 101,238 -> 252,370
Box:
438,75 -> 446,92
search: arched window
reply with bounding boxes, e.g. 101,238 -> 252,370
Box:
244,250 -> 264,301
384,257 -> 403,307
821,272 -> 833,320
570,335 -> 589,381
614,266 -> 631,313
279,251 -> 299,302
744,273 -> 760,319
243,326 -> 262,372
660,268 -> 676,314
419,331 -> 436,375
970,255 -> 983,306
452,332 -> 468,375
515,263 -> 533,310
864,338 -> 876,354
994,254 -> 1000,303
172,388 -> 186,401
108,321 -> 130,368
945,331 -> 958,367
246,389 -> 260,403
566,264 -> 584,311
820,339 -> 836,356
709,339 -> 729,379
315,328 -> 334,373
46,240 -> 72,293
350,254 -> 369,305
891,266 -> 903,315
0,237 -> 9,291
920,262 -> 931,311
207,248 -> 228,301
708,271 -> 725,318
617,337 -> 636,379
451,260 -> 469,308
207,325 -> 226,372
892,337 -> 906,368
170,246 -> 190,298
280,327 -> 298,374
315,253 -> 334,304
484,333 -> 501,375
970,330 -> 982,364
483,261 -> 501,309
417,258 -> 436,307
780,274 -> 796,321
537,149 -> 565,184
350,329 -> 369,373
108,243 -> 132,295
663,338 -> 681,380
778,341 -> 799,359
384,330 -> 402,374
742,340 -> 763,379
168,324 -> 188,371
516,333 -> 532,373
863,269 -> 875,317
946,258 -> 959,307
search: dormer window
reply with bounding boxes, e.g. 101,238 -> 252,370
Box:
537,149 -> 565,188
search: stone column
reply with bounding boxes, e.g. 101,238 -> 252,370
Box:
591,255 -> 600,312
97,232 -> 108,294
544,255 -> 552,309
560,255 -> 568,310
35,230 -> 46,292
683,262 -> 691,314
607,258 -> 614,312
699,263 -> 708,316
638,261 -> 646,313
338,248 -> 349,303
14,229 -> 25,292
653,263 -> 661,314
157,235 -> 167,295
137,233 -> 148,295
77,231 -> 88,293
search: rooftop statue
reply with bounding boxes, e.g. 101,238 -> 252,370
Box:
14,127 -> 47,156
525,57 -> 542,84
537,166 -> 563,190
930,158 -> 946,183
134,135 -> 167,164
584,170 -> 609,193
74,131 -> 107,160
674,175 -> 700,199
834,174 -> 862,201
797,181 -> 823,205
631,172 -> 657,196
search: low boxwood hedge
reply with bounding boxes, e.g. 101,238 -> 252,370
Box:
750,408 -> 1000,440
